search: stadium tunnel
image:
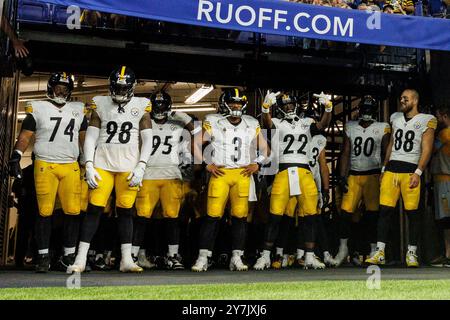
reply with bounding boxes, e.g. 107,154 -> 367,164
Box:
0,0 -> 449,266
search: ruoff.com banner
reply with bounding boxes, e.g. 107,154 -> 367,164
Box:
37,0 -> 450,51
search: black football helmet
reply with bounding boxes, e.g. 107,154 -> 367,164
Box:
109,66 -> 136,104
274,93 -> 299,120
47,72 -> 74,105
359,96 -> 378,121
150,91 -> 172,120
218,88 -> 248,118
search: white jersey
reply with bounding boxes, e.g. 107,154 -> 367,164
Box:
93,96 -> 151,172
272,117 -> 315,165
144,118 -> 189,180
308,135 -> 327,193
345,121 -> 391,172
203,114 -> 260,168
389,112 -> 437,165
25,100 -> 86,163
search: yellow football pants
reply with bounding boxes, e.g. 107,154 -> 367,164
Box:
207,168 -> 251,219
380,171 -> 421,210
34,160 -> 81,217
270,167 -> 319,216
135,179 -> 183,218
341,174 -> 380,213
89,168 -> 139,209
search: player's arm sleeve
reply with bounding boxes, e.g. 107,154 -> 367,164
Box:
21,114 -> 36,132
83,126 -> 100,163
139,128 -> 153,164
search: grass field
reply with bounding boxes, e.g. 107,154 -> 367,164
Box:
1,280 -> 449,300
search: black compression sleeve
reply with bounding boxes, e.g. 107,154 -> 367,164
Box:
21,114 -> 36,131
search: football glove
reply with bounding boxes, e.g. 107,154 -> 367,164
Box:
85,162 -> 102,189
262,90 -> 280,113
338,176 -> 349,194
127,161 -> 146,187
313,92 -> 333,112
8,150 -> 23,179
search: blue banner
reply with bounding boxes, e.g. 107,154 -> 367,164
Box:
36,0 -> 450,51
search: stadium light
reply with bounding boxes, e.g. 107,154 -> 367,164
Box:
173,103 -> 215,113
185,85 -> 214,104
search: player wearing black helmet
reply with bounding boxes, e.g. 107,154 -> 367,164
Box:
191,88 -> 270,272
68,66 -> 153,273
9,72 -> 87,273
253,90 -> 333,270
132,91 -> 198,270
334,96 -> 391,266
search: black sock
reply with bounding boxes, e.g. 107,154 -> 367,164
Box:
117,207 -> 134,244
377,206 -> 395,244
79,204 -> 103,243
231,217 -> 247,251
297,217 -> 306,250
263,214 -> 283,251
166,218 -> 180,246
275,216 -> 294,252
406,210 -> 420,246
132,216 -> 148,248
316,215 -> 330,253
365,211 -> 379,247
35,215 -> 52,252
199,216 -> 219,251
303,215 -> 316,244
339,211 -> 352,240
63,214 -> 80,251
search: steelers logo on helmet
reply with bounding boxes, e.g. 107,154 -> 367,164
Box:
150,91 -> 172,120
219,88 -> 248,118
359,95 -> 378,121
47,72 -> 74,105
275,93 -> 299,121
109,66 -> 136,106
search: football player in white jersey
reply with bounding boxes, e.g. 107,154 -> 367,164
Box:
366,89 -> 437,267
191,88 -> 270,272
67,66 -> 153,273
9,72 -> 87,272
334,97 -> 391,266
132,91 -> 198,270
253,91 -> 332,270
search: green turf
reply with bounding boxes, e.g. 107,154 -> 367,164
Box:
0,280 -> 449,300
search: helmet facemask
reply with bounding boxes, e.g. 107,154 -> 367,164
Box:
224,100 -> 247,118
48,84 -> 72,105
110,82 -> 135,105
277,95 -> 299,121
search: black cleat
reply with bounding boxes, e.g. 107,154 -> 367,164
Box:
92,256 -> 110,271
35,254 -> 50,273
56,253 -> 75,272
166,254 -> 185,270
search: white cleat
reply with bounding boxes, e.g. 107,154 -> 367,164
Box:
304,254 -> 326,270
229,254 -> 248,271
191,256 -> 208,272
253,255 -> 271,271
137,255 -> 156,270
66,256 -> 86,274
119,260 -> 143,273
324,254 -> 338,267
334,246 -> 349,267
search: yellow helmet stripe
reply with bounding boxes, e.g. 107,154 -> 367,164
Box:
62,72 -> 67,80
234,88 -> 239,98
120,66 -> 126,80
